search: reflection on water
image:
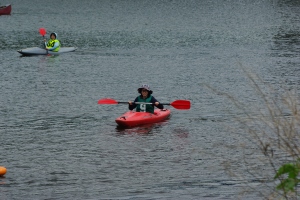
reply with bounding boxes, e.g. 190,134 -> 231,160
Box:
115,121 -> 169,135
172,127 -> 189,138
0,176 -> 6,182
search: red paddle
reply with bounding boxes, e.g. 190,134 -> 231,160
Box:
39,28 -> 49,52
39,28 -> 46,38
98,98 -> 191,110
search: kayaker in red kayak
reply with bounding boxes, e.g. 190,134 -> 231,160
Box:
128,84 -> 164,113
44,32 -> 61,52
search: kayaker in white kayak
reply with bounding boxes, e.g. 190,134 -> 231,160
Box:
44,32 -> 61,52
128,84 -> 164,113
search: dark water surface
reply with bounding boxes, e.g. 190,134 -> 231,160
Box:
1,0 -> 299,199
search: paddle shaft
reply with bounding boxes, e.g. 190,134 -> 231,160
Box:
117,102 -> 170,105
39,28 -> 48,52
42,35 -> 48,52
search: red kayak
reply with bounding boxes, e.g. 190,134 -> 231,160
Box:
0,4 -> 11,15
115,109 -> 171,127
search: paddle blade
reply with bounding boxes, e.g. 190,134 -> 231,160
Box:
98,98 -> 118,104
170,100 -> 191,110
39,28 -> 46,36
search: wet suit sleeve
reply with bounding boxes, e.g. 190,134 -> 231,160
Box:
129,97 -> 138,110
151,96 -> 164,109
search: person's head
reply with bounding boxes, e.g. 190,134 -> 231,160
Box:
50,32 -> 57,40
138,84 -> 153,98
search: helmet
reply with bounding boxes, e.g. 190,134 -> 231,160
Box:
50,32 -> 57,38
138,84 -> 153,94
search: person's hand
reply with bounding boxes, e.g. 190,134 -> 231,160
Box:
128,101 -> 132,105
154,102 -> 159,106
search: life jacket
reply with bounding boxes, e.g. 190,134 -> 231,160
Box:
136,95 -> 154,113
46,39 -> 61,52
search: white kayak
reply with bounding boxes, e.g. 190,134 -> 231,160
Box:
17,47 -> 77,56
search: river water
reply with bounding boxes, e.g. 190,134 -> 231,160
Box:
0,0 -> 299,199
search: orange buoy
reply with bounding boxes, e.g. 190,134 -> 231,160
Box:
0,166 -> 7,176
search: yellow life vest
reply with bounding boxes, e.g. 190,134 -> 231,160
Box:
46,39 -> 61,52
